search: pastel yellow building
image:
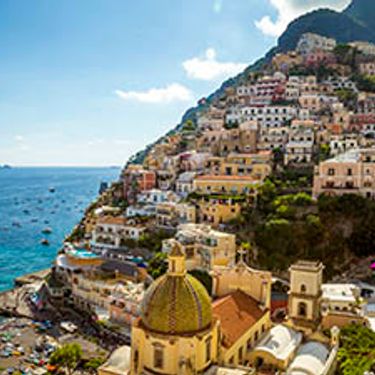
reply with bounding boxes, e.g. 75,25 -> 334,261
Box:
204,152 -> 272,181
197,197 -> 242,226
163,224 -> 237,271
193,175 -> 257,195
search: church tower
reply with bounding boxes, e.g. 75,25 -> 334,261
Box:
288,261 -> 324,333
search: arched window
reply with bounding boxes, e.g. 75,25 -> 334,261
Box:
300,284 -> 306,293
205,337 -> 211,363
298,302 -> 307,317
153,345 -> 164,369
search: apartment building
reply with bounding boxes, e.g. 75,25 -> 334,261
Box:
92,216 -> 147,248
284,128 -> 315,165
313,148 -> 375,199
162,224 -> 236,270
122,165 -> 156,204
193,175 -> 258,195
296,33 -> 336,55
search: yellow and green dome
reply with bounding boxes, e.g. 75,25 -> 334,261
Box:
141,273 -> 212,335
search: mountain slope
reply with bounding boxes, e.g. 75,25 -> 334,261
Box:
129,0 -> 375,165
344,0 -> 375,31
276,8 -> 375,54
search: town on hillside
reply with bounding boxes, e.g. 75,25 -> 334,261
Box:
3,32 -> 375,375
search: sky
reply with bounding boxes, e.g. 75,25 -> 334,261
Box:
0,0 -> 351,166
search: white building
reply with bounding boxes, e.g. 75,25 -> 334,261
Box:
296,33 -> 336,55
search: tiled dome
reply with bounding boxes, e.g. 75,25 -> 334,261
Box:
140,272 -> 212,335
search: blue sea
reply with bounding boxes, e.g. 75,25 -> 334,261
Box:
0,167 -> 120,292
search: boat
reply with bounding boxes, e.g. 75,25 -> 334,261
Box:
48,187 -> 55,193
42,227 -> 52,234
40,239 -> 50,246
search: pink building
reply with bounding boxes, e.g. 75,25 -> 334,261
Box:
313,148 -> 375,199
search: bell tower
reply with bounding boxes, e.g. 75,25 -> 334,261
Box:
288,261 -> 324,333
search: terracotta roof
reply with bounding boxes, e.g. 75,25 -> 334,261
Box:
212,290 -> 266,349
195,175 -> 257,182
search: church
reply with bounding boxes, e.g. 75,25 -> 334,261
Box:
98,241 -> 339,375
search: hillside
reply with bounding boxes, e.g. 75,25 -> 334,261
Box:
129,0 -> 375,165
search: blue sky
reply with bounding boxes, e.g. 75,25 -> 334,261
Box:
0,0 -> 350,166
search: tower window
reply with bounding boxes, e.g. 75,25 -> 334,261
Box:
300,284 -> 306,293
154,345 -> 164,369
298,302 -> 307,317
134,350 -> 139,371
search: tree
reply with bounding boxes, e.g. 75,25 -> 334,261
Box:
83,357 -> 105,374
182,119 -> 196,132
188,270 -> 212,295
147,252 -> 168,279
337,324 -> 375,374
50,343 -> 83,375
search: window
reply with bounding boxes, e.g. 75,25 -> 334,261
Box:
153,345 -> 164,369
328,168 -> 335,176
205,338 -> 211,363
298,302 -> 307,317
300,284 -> 306,293
347,168 -> 353,176
238,347 -> 243,363
134,350 -> 139,371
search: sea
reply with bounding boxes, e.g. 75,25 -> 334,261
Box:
0,167 -> 120,292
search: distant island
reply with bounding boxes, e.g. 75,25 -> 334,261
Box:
0,164 -> 12,169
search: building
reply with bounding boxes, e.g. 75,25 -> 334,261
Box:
359,62 -> 375,76
321,283 -> 365,329
196,196 -> 242,227
288,261 -> 324,333
349,41 -> 375,56
240,105 -> 297,129
122,165 -> 156,204
175,172 -> 196,197
193,175 -> 257,196
313,148 -> 375,199
248,261 -> 339,374
296,33 -> 336,55
129,246 -> 222,374
71,260 -> 144,316
204,152 -> 272,181
162,224 -> 236,271
284,128 -> 314,165
329,134 -> 359,156
156,202 -> 196,230
109,281 -> 145,328
92,216 -> 147,248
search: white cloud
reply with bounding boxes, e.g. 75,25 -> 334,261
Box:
255,0 -> 351,37
183,48 -> 247,81
213,0 -> 223,13
115,83 -> 193,104
14,135 -> 25,142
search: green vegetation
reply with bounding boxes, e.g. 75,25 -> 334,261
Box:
147,252 -> 168,279
227,172 -> 375,276
83,357 -> 106,374
352,73 -> 375,93
50,343 -> 83,375
188,269 -> 212,295
337,324 -> 375,374
138,230 -> 172,253
335,88 -> 358,109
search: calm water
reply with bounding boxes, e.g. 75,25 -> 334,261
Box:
0,167 -> 120,291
